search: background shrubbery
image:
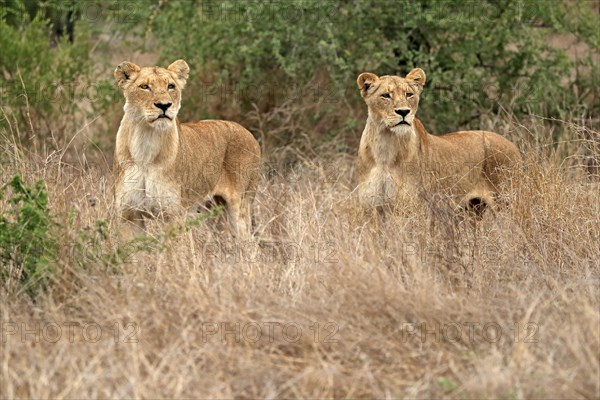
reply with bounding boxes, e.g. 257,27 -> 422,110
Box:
1,0 -> 99,149
1,0 -> 598,153
146,0 -> 599,136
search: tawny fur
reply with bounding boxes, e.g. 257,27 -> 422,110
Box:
355,69 -> 520,213
113,60 -> 261,236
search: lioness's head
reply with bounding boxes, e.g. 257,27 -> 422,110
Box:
115,59 -> 190,130
357,68 -> 426,135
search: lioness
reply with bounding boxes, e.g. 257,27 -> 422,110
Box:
356,68 -> 519,215
113,59 -> 261,235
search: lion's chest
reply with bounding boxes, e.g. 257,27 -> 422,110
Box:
117,163 -> 181,215
360,165 -> 417,207
362,166 -> 398,204
358,134 -> 418,207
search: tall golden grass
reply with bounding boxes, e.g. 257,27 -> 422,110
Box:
1,113 -> 598,398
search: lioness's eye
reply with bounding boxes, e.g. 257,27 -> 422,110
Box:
406,92 -> 414,98
381,93 -> 391,99
168,83 -> 176,90
140,84 -> 150,90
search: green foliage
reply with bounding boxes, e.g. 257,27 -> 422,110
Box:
140,0 -> 598,137
0,0 -> 100,148
0,173 -> 225,297
3,0 -> 595,151
0,175 -> 57,295
437,376 -> 458,391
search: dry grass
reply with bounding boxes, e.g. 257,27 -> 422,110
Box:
0,116 -> 599,399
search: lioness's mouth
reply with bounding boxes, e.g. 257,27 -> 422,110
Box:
154,114 -> 172,121
394,120 -> 410,126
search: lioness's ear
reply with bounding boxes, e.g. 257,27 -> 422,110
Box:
114,61 -> 141,90
406,68 -> 426,91
167,59 -> 190,88
357,72 -> 379,98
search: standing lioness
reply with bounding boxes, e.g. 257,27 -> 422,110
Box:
113,60 -> 261,235
356,68 -> 519,214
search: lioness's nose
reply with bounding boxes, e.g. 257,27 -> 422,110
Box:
154,102 -> 172,112
395,109 -> 410,118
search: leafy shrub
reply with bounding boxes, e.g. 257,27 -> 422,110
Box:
138,0 -> 598,145
1,1 -> 597,154
0,175 -> 57,296
0,0 -> 107,150
0,174 -> 223,297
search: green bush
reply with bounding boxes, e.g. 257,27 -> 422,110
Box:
0,0 -> 105,149
0,175 -> 57,296
2,0 -> 597,153
0,173 -> 223,297
139,0 -> 598,142
0,175 -> 136,297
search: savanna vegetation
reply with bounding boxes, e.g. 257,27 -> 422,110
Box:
1,0 -> 598,398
